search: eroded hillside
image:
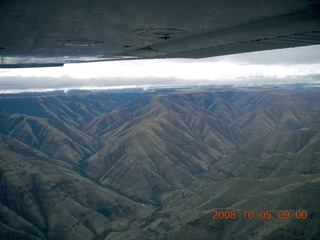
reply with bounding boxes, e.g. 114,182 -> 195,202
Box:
0,88 -> 319,239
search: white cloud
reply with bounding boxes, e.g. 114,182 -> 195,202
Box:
0,45 -> 319,92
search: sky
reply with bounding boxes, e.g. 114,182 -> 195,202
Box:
0,45 -> 320,93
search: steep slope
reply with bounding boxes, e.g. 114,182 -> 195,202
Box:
234,98 -> 316,138
86,88 -> 320,240
0,134 -> 153,240
85,93 -> 246,203
0,92 -> 146,128
0,113 -> 97,163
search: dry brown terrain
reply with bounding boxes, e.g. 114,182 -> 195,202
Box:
0,88 -> 319,239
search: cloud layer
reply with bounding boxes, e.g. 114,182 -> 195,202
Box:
0,74 -> 319,93
0,45 -> 319,92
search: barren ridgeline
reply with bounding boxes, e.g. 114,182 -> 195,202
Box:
0,88 -> 319,239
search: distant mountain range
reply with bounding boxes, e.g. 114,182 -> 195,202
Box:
0,87 -> 319,240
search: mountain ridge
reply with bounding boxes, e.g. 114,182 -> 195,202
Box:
0,87 -> 319,239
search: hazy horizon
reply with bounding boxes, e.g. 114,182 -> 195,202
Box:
1,45 -> 319,93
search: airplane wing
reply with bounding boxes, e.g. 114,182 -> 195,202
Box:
1,0 -> 320,68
